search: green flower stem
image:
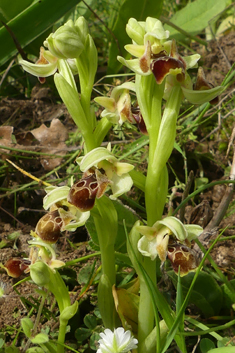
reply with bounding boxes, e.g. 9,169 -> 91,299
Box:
30,262 -> 73,353
134,74 -> 164,349
146,85 -> 182,226
138,257 -> 156,352
94,196 -> 118,329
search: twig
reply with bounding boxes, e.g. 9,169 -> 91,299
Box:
194,148 -> 235,254
203,149 -> 235,232
160,16 -> 207,46
1,21 -> 28,60
81,0 -> 123,57
0,206 -> 25,228
200,107 -> 235,142
0,59 -> 15,87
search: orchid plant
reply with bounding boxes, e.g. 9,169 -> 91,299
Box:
3,15 -> 224,353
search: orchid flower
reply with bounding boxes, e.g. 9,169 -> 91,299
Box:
136,216 -> 203,276
118,17 -> 223,104
118,17 -> 171,76
42,185 -> 90,230
94,82 -> 136,125
75,145 -> 134,201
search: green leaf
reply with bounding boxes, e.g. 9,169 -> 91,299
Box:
208,348 -> 235,353
26,348 -> 45,353
21,318 -> 34,338
0,0 -> 34,22
90,332 -> 102,350
0,0 -> 82,67
30,333 -> 49,344
108,0 -> 163,73
221,279 -> 235,310
164,0 -> 227,42
168,271 -> 223,317
200,338 -> 216,353
60,301 -> 78,323
75,327 -> 91,342
5,348 -> 21,353
86,199 -> 139,252
77,261 -> 97,285
84,313 -> 97,330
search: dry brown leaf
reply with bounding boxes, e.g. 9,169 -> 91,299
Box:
0,126 -> 14,159
31,119 -> 69,171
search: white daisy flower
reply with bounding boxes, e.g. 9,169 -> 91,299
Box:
97,327 -> 138,353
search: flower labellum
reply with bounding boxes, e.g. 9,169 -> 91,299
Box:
4,258 -> 31,278
67,171 -> 100,211
97,327 -> 138,353
167,241 -> 199,276
35,210 -> 63,244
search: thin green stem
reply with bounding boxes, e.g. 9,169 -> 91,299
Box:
138,258 -> 156,353
94,196 -> 118,329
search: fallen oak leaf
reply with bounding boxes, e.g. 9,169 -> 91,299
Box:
31,118 -> 68,171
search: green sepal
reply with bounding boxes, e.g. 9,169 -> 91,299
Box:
30,333 -> 49,344
78,147 -> 117,172
57,59 -> 77,92
182,85 -> 223,104
43,186 -> 70,210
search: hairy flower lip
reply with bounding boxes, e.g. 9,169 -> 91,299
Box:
4,258 -> 31,278
151,56 -> 185,84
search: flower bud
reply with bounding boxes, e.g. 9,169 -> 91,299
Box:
35,210 -> 63,244
4,258 -> 31,278
30,261 -> 50,287
75,16 -> 89,44
44,20 -> 84,59
126,18 -> 145,45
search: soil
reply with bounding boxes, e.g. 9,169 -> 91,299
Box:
0,30 -> 235,349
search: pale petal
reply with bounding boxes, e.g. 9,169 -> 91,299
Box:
94,97 -> 116,112
109,173 -> 133,199
19,58 -> 58,77
114,161 -> 134,176
124,44 -> 145,58
43,186 -> 70,210
183,54 -> 200,69
138,235 -> 158,260
117,56 -> 151,75
184,224 -> 203,241
78,147 -> 116,172
156,216 -> 187,241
